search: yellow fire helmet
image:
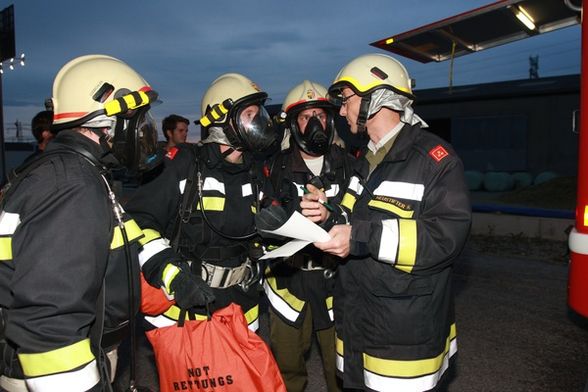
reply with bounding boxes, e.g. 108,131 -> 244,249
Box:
328,53 -> 414,101
50,54 -> 159,172
280,80 -> 335,156
51,54 -> 156,130
199,73 -> 275,152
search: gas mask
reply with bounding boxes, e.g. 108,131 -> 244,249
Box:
110,106 -> 160,173
289,110 -> 335,156
230,103 -> 275,152
201,98 -> 276,153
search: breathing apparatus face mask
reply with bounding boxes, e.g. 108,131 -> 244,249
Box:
111,106 -> 160,173
289,108 -> 334,156
231,103 -> 276,152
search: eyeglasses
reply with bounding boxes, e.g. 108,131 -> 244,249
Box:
341,93 -> 357,106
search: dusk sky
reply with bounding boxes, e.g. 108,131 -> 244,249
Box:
1,0 -> 581,141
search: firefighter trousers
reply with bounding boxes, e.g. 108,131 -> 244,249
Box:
269,306 -> 340,392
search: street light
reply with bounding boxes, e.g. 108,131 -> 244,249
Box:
3,53 -> 25,71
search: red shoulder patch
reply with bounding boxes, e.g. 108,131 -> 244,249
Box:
429,145 -> 449,163
165,146 -> 179,160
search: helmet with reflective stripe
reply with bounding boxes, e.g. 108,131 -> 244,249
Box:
328,53 -> 414,101
200,73 -> 275,152
51,54 -> 153,131
50,54 -> 159,173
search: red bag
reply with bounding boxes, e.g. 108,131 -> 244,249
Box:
140,272 -> 175,316
146,303 -> 286,392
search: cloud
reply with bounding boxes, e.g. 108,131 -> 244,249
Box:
2,0 -> 580,136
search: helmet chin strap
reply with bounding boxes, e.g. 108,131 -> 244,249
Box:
357,95 -> 371,133
221,147 -> 235,158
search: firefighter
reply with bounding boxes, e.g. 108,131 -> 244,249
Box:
262,80 -> 352,392
301,54 -> 472,391
126,73 -> 275,330
0,54 -> 158,391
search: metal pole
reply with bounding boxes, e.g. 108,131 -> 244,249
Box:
0,72 -> 6,184
568,5 -> 588,317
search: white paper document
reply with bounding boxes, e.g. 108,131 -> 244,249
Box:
259,211 -> 331,260
260,239 -> 311,260
260,210 -> 331,242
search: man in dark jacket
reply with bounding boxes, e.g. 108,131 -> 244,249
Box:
126,73 -> 276,330
0,54 -> 158,391
302,53 -> 472,392
263,80 -> 353,392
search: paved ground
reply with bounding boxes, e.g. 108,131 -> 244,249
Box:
113,237 -> 588,391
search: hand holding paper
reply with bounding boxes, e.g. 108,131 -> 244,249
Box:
259,210 -> 331,260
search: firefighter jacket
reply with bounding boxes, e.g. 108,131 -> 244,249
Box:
125,143 -> 264,330
0,130 -> 142,391
263,143 -> 353,330
334,123 -> 471,392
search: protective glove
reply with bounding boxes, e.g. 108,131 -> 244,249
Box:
162,263 -> 215,309
255,204 -> 289,234
248,239 -> 265,261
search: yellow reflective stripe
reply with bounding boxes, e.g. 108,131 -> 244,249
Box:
337,76 -> 411,94
163,305 -> 208,321
139,228 -> 161,246
368,200 -> 414,218
162,264 -> 181,294
584,205 -> 588,227
265,272 -> 305,312
326,296 -> 333,310
104,90 -> 151,116
19,339 -> 94,377
244,305 -> 259,325
199,100 -> 231,127
0,237 -> 12,260
341,193 -> 357,212
196,197 -> 225,211
336,335 -> 344,356
363,323 -> 457,378
110,219 -> 143,249
395,219 -> 417,272
251,205 -> 257,214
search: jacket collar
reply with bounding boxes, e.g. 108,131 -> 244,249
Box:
355,123 -> 422,179
200,143 -> 253,174
48,130 -> 118,168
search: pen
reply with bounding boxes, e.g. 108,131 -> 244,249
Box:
300,186 -> 335,212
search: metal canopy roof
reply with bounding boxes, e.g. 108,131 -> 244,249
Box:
370,0 -> 581,63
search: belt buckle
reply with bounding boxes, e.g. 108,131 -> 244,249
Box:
202,260 -> 250,289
